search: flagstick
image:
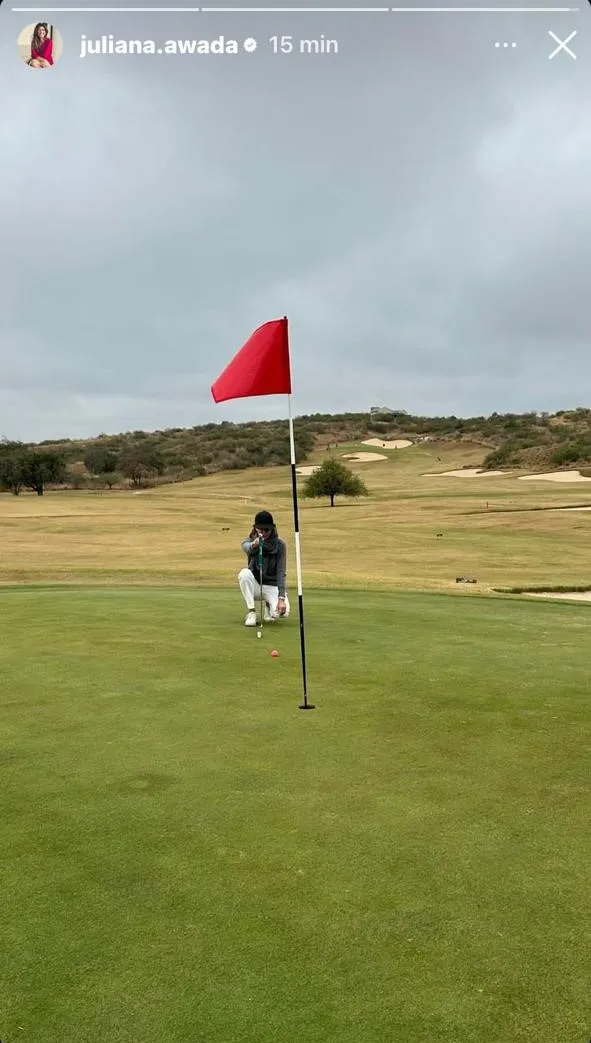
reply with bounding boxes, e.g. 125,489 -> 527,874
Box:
287,393 -> 315,711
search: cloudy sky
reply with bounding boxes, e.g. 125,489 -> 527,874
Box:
0,1 -> 588,441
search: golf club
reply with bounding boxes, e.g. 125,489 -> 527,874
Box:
257,533 -> 264,638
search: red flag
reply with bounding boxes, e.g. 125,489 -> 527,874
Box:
211,318 -> 292,403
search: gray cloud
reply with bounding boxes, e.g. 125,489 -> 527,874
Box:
0,2 -> 587,439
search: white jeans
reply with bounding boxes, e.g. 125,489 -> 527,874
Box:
238,567 -> 290,618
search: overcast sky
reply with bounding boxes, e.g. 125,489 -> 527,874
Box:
0,1 -> 588,441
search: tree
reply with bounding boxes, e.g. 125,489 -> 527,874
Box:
302,458 -> 369,508
84,446 -> 118,474
20,450 -> 67,495
118,444 -> 165,487
551,442 -> 583,466
0,456 -> 24,494
0,442 -> 27,495
68,460 -> 88,490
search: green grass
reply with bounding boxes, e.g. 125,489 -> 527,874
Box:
1,587 -> 589,1042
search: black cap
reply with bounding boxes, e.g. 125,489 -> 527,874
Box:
254,510 -> 274,528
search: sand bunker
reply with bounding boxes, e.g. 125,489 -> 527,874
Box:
363,439 -> 412,449
298,452 -> 387,474
342,453 -> 388,462
525,591 -> 591,602
518,470 -> 591,483
423,468 -> 510,478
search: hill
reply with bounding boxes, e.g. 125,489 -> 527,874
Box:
2,407 -> 591,494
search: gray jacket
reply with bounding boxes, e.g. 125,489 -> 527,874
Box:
241,536 -> 287,597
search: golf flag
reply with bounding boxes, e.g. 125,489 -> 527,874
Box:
210,319 -> 291,403
211,317 -> 314,710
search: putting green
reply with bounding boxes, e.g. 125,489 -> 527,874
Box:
0,587 -> 588,1042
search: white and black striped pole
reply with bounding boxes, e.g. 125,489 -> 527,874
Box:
287,389 -> 315,711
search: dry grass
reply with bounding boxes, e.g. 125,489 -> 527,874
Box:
1,441 -> 591,592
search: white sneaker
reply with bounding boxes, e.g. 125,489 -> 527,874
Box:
264,603 -> 274,623
244,610 -> 257,626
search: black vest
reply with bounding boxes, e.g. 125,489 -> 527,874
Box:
248,538 -> 279,585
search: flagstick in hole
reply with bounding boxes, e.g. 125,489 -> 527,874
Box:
210,315 -> 315,710
287,389 -> 314,709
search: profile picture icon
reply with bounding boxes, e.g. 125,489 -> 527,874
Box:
17,22 -> 63,68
